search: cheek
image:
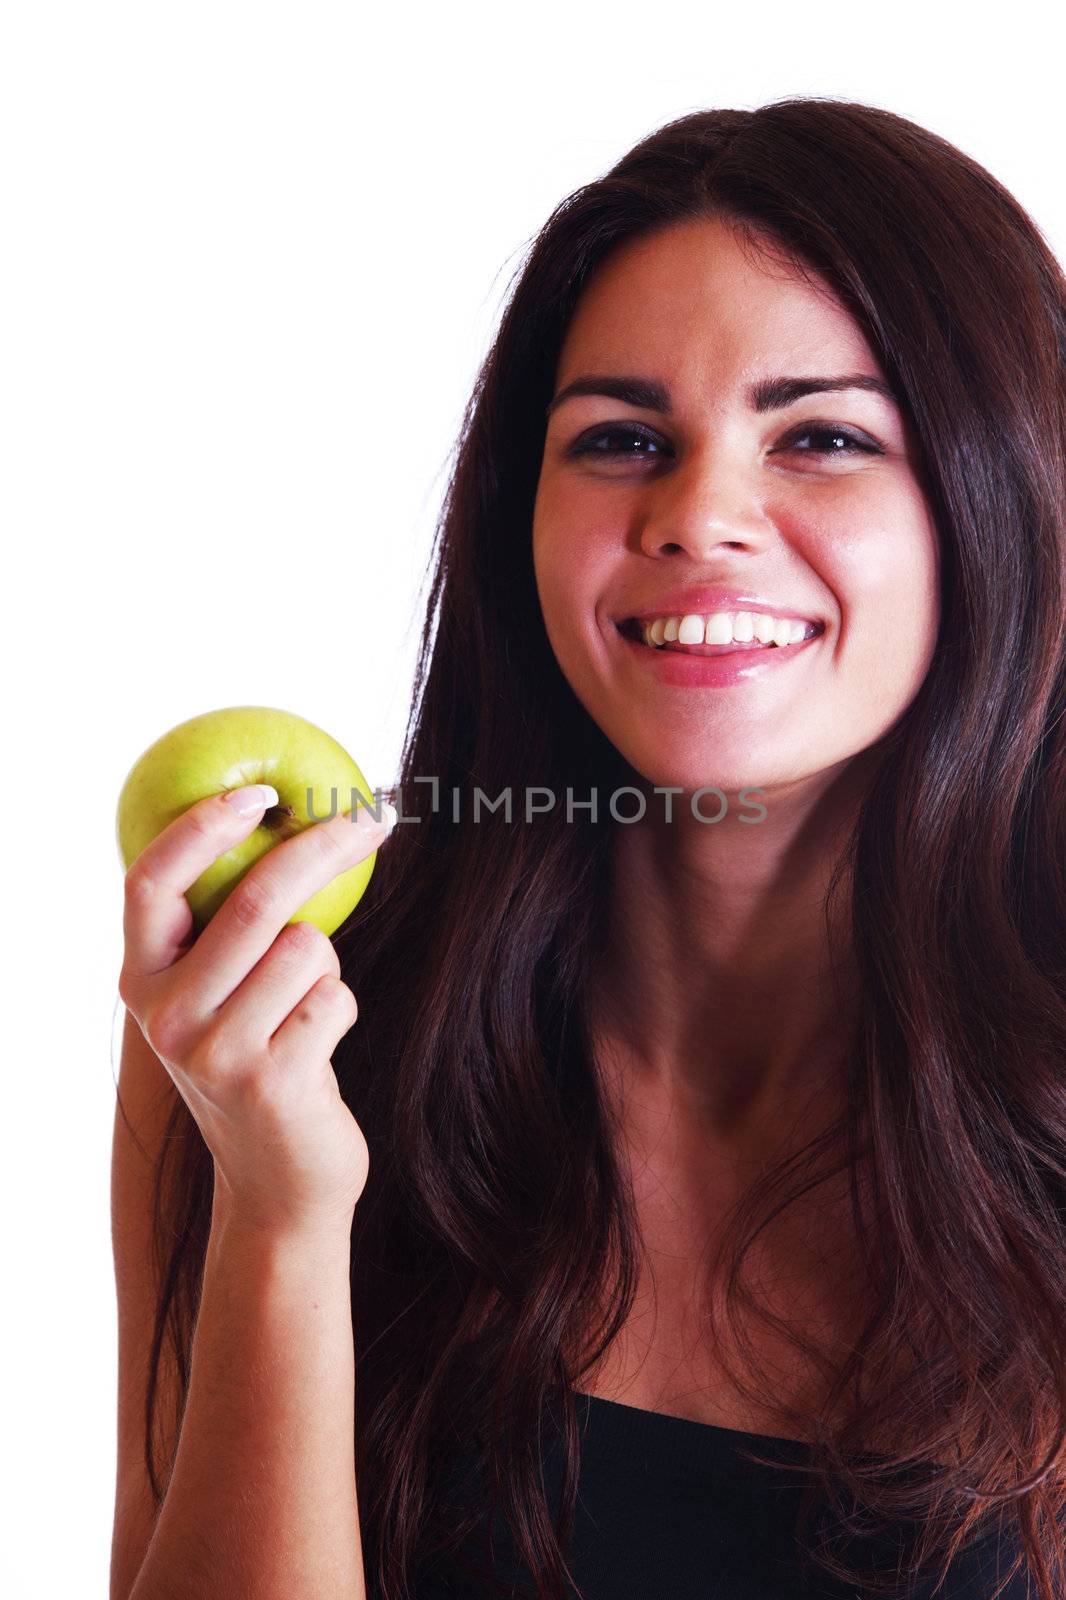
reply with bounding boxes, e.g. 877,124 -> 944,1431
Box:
531,521 -> 567,641
825,510 -> 940,688
533,516 -> 610,646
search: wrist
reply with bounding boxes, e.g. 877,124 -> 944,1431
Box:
209,1176 -> 355,1257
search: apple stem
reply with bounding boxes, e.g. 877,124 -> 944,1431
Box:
262,803 -> 296,829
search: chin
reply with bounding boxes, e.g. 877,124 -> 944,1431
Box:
602,747 -> 774,814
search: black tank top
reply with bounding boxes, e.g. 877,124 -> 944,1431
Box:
408,1391 -> 1035,1598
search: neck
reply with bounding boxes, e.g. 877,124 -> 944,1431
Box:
586,753 -> 875,1167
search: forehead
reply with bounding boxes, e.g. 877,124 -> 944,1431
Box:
555,217 -> 880,395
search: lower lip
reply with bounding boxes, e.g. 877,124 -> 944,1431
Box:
615,625 -> 823,687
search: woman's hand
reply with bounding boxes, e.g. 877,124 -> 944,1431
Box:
118,784 -> 396,1233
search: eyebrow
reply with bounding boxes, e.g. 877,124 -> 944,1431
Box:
544,372 -> 899,420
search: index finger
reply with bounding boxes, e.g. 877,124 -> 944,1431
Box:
122,785 -> 281,979
174,797 -> 392,1008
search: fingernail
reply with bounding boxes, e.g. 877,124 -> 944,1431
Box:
356,799 -> 398,833
224,783 -> 279,816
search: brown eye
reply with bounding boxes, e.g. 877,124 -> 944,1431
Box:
779,425 -> 881,458
569,425 -> 666,459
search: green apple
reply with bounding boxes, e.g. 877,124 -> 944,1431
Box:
116,705 -> 384,938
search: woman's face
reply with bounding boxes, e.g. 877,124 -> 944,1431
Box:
531,217 -> 940,799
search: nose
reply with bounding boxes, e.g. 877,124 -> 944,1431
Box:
637,441 -> 771,560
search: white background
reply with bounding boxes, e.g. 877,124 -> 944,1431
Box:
3,3 -> 1062,1593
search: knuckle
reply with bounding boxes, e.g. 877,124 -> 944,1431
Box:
275,918 -> 329,964
312,818 -> 351,863
188,1028 -> 241,1085
124,865 -> 157,907
317,974 -> 358,1020
184,801 -> 219,842
228,872 -> 278,929
143,995 -> 192,1060
295,975 -> 346,1020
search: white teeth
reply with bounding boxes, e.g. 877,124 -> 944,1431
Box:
704,611 -> 735,645
632,609 -> 817,651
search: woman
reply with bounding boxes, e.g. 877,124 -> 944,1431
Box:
112,97 -> 1066,1599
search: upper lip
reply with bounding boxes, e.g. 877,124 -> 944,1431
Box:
614,586 -> 824,627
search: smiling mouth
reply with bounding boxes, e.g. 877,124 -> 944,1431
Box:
615,617 -> 825,656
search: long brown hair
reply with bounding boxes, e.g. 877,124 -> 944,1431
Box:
130,96 -> 1066,1599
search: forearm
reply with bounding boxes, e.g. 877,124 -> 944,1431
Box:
128,1191 -> 365,1600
